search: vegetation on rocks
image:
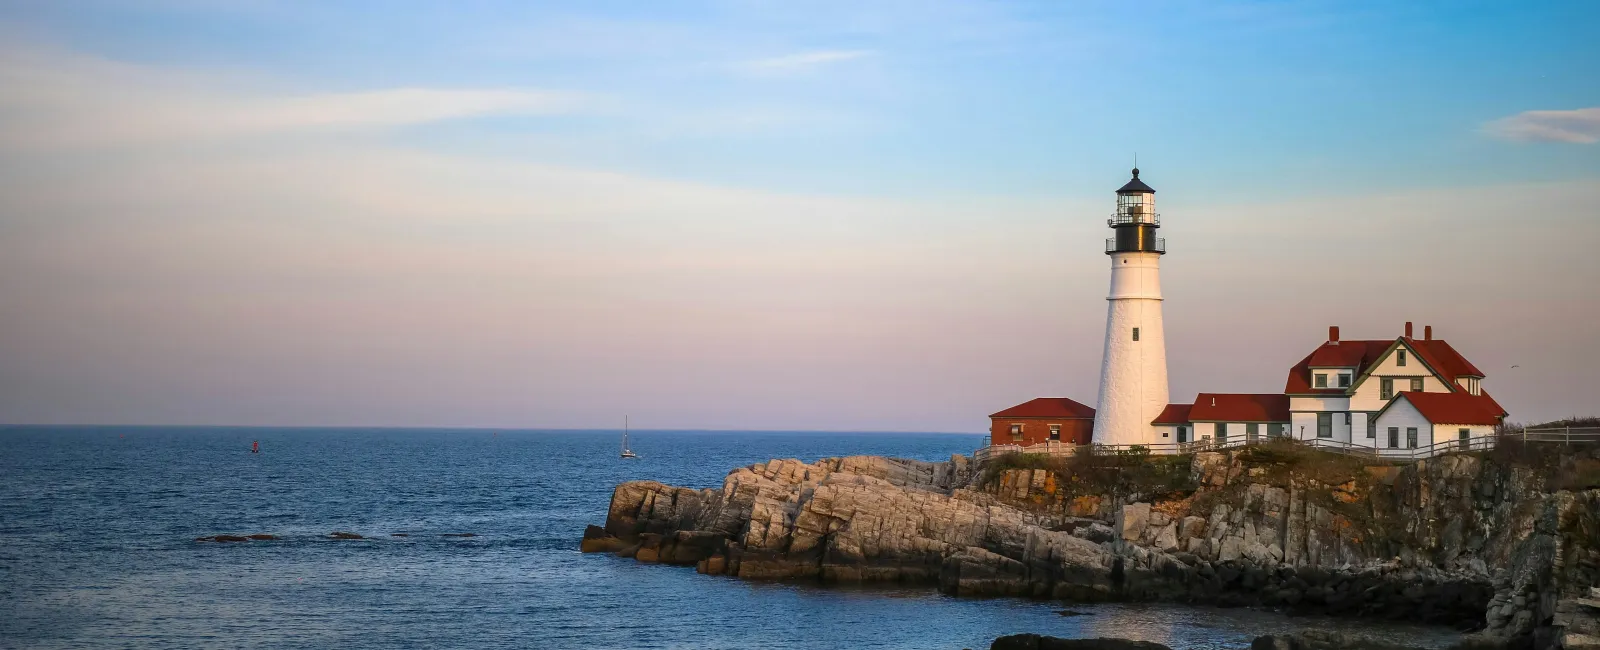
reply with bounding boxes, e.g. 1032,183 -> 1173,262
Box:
981,446 -> 1196,507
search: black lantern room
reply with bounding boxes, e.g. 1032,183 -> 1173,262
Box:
1106,168 -> 1164,255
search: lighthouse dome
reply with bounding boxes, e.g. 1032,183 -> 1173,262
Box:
1117,168 -> 1156,194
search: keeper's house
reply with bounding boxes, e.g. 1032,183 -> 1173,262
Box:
988,398 -> 1095,447
1154,322 -> 1506,456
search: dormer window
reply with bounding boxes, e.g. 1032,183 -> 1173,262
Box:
1338,373 -> 1351,388
1314,373 -> 1328,388
1397,350 -> 1407,367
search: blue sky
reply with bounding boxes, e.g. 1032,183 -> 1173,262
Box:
9,0 -> 1597,197
0,1 -> 1596,429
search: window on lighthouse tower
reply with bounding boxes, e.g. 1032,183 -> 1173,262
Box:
1132,327 -> 1140,341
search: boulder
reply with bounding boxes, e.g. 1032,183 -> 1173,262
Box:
1118,503 -> 1151,541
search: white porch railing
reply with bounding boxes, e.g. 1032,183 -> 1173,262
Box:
971,427 -> 1600,465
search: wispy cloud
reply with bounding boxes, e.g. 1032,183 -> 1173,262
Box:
0,46 -> 591,148
735,49 -> 875,75
1483,107 -> 1600,144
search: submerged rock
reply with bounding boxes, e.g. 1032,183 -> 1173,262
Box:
441,533 -> 476,538
1250,630 -> 1420,650
245,534 -> 276,541
194,535 -> 250,542
991,634 -> 1171,650
328,531 -> 364,540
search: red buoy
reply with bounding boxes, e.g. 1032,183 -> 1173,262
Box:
251,440 -> 260,454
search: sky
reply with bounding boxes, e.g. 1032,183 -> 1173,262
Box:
0,0 -> 1597,431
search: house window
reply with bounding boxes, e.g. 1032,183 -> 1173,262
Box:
1410,378 -> 1424,392
1406,427 -> 1418,449
1343,412 -> 1352,426
1246,423 -> 1259,443
1216,422 -> 1229,442
1009,424 -> 1023,440
1316,412 -> 1332,438
1397,350 -> 1407,367
1338,374 -> 1351,388
1367,416 -> 1377,439
1132,327 -> 1140,341
1048,424 -> 1061,441
1458,428 -> 1470,451
1380,378 -> 1394,400
1177,426 -> 1188,443
1315,373 -> 1328,388
1388,427 -> 1399,448
1268,423 -> 1284,438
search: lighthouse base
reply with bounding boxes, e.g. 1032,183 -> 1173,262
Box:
1092,296 -> 1170,450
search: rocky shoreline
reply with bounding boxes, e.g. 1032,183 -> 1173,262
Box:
582,446 -> 1600,649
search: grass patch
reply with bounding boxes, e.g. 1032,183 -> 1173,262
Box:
1482,433 -> 1600,491
980,447 -> 1199,504
1233,438 -> 1377,488
979,452 -> 1065,487
1554,458 -> 1600,491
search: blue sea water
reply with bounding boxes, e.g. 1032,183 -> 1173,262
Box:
0,427 -> 1464,649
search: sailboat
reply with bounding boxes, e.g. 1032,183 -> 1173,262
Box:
620,416 -> 638,459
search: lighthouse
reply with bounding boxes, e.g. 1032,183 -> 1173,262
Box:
1092,168 -> 1170,449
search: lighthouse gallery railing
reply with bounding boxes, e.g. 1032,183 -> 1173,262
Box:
1106,237 -> 1165,253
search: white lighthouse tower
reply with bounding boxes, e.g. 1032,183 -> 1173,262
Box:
1092,168 -> 1170,449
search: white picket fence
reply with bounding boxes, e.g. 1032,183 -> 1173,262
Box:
972,426 -> 1600,465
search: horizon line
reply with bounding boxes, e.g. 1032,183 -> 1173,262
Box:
0,423 -> 985,436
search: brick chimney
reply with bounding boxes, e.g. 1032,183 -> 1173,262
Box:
1405,321 -> 1414,338
1424,325 -> 1433,340
1328,326 -> 1340,343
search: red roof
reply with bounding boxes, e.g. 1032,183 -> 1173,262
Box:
1305,340 -> 1384,368
1392,391 -> 1505,425
990,397 -> 1095,419
1188,393 -> 1290,422
1411,339 -> 1485,381
1151,404 -> 1192,425
1285,335 -> 1486,395
1478,389 -> 1506,418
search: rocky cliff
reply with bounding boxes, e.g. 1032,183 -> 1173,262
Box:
581,444 -> 1600,650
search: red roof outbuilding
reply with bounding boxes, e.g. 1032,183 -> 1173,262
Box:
989,397 -> 1096,419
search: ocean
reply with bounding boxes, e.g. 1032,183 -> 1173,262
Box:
0,427 -> 1464,649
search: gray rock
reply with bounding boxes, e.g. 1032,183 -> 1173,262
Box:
581,448 -> 1598,636
1118,503 -> 1150,541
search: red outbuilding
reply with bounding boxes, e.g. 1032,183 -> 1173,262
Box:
988,397 -> 1096,447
